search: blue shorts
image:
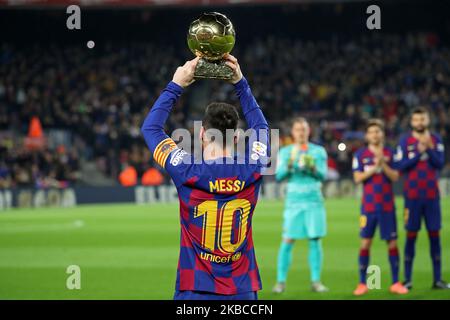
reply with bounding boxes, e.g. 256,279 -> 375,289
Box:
360,211 -> 397,240
174,290 -> 258,300
404,198 -> 441,232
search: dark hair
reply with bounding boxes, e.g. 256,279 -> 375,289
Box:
365,118 -> 385,132
411,106 -> 429,116
202,102 -> 239,145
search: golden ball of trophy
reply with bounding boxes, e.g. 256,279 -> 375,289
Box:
187,12 -> 236,80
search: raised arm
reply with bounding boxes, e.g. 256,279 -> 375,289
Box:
140,58 -> 198,187
226,54 -> 268,132
141,57 -> 198,156
140,82 -> 182,155
225,54 -> 270,165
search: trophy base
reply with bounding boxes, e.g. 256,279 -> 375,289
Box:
194,58 -> 233,80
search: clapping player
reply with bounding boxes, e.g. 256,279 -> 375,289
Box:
352,119 -> 408,296
272,118 -> 329,294
396,107 -> 449,290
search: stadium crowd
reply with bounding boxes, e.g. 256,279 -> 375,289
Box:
0,32 -> 449,187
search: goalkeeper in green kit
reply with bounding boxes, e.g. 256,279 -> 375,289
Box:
273,117 -> 329,293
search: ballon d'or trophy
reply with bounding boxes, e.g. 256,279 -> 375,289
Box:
187,12 -> 236,80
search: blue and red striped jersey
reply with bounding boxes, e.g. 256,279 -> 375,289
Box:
395,132 -> 445,200
352,146 -> 395,213
141,77 -> 269,295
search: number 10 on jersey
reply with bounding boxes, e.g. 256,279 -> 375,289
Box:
194,199 -> 251,254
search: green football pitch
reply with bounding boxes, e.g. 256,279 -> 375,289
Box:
0,198 -> 449,300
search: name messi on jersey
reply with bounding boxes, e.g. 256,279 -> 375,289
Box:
209,179 -> 246,193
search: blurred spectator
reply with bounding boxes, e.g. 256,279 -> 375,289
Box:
119,165 -> 138,187
142,166 -> 164,186
0,32 -> 449,187
0,161 -> 12,188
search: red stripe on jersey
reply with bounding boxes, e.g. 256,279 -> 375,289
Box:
249,269 -> 261,290
195,255 -> 213,274
187,222 -> 204,248
237,183 -> 256,204
215,277 -> 237,295
179,269 -> 195,290
179,197 -> 190,223
246,229 -> 254,251
188,188 -> 215,207
185,176 -> 199,187
231,254 -> 249,277
180,225 -> 193,248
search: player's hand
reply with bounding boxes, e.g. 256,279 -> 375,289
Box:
423,135 -> 434,149
418,133 -> 433,150
287,159 -> 294,172
287,147 -> 298,172
304,155 -> 315,170
172,57 -> 199,88
373,156 -> 381,168
417,142 -> 427,153
224,53 -> 243,84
